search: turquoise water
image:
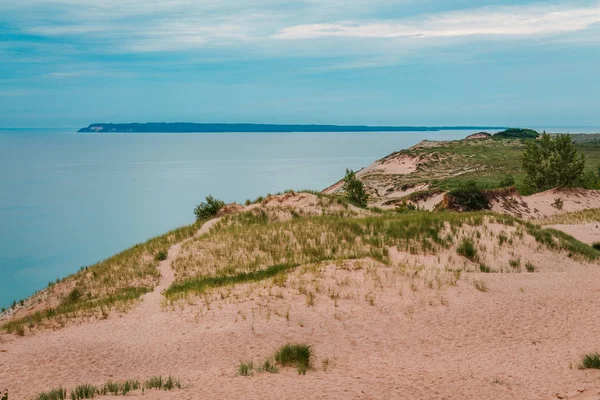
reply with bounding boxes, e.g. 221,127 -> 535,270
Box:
0,127 -> 570,306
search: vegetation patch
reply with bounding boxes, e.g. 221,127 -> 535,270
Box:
166,263 -> 299,298
456,238 -> 478,261
274,343 -> 312,375
446,181 -> 490,211
343,169 -> 368,208
194,195 -> 225,220
169,211 -> 599,299
580,353 -> 600,369
33,377 -> 181,400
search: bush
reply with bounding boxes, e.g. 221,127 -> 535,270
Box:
194,195 -> 225,221
522,133 -> 586,191
494,128 -> 539,139
342,169 -> 368,208
499,175 -> 515,188
154,250 -> 168,261
446,181 -> 490,211
593,242 -> 600,251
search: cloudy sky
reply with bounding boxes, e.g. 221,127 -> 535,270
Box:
1,0 -> 599,128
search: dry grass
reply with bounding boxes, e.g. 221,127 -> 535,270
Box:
167,211 -> 598,300
538,208 -> 600,225
2,223 -> 200,333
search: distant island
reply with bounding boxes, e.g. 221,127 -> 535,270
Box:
78,122 -> 507,133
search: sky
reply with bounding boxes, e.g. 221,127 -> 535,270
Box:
1,0 -> 599,128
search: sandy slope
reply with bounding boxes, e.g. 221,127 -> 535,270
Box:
2,215 -> 600,399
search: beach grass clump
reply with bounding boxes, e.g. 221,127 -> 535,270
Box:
274,343 -> 312,375
525,262 -> 536,272
34,377 -> 180,399
580,353 -> 600,369
456,238 -> 478,261
479,264 -> 491,273
69,384 -> 96,400
144,376 -> 181,390
34,388 -> 67,400
238,361 -> 254,376
259,358 -> 279,374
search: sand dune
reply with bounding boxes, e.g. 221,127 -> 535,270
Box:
2,205 -> 600,399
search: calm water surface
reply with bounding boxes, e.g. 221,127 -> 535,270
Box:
2,128 -> 594,306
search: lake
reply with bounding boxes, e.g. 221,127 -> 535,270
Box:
0,127 -> 594,307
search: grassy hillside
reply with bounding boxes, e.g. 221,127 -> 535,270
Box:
360,137 -> 600,202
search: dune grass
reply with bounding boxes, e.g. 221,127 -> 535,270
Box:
34,388 -> 67,400
2,222 -> 200,333
168,211 -> 599,299
580,353 -> 600,369
365,138 -> 600,195
33,377 -> 181,400
237,343 -> 311,377
539,208 -> 600,225
274,343 -> 312,375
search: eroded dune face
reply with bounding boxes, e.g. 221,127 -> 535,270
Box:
2,203 -> 600,400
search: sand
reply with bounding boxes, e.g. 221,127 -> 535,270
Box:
491,188 -> 600,220
2,213 -> 600,399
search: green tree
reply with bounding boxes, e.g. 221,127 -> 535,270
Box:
522,133 -> 585,191
194,195 -> 225,220
342,169 -> 368,208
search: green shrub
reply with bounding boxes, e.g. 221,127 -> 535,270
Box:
274,343 -> 312,375
593,242 -> 600,250
342,169 -> 368,208
447,181 -> 489,211
154,250 -> 168,261
499,175 -> 515,187
194,195 -> 225,221
580,353 -> 600,369
522,133 -> 585,191
494,128 -> 539,139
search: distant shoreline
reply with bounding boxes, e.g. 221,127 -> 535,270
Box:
77,122 -> 507,133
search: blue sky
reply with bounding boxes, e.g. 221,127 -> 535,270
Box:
1,0 -> 599,128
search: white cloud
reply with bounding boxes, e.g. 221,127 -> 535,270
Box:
274,3 -> 600,40
1,0 -> 599,59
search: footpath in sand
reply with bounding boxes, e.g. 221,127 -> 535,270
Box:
2,210 -> 600,399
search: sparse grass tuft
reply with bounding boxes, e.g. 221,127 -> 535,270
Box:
457,238 -> 478,261
473,279 -> 488,292
259,358 -> 279,374
34,388 -> 67,400
580,353 -> 600,369
274,343 -> 312,375
525,262 -> 536,273
69,384 -> 96,400
238,361 -> 254,376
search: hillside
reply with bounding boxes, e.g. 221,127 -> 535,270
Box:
2,140 -> 600,399
324,136 -> 600,211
